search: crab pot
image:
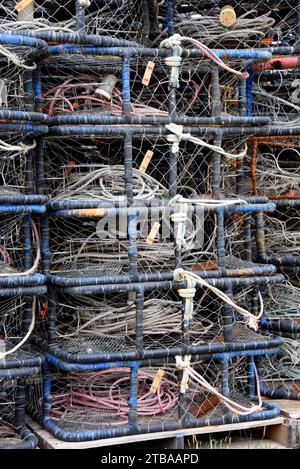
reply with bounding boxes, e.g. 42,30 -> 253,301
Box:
0,285 -> 46,370
256,337 -> 300,400
0,371 -> 39,449
161,0 -> 300,49
239,136 -> 300,199
41,46 -> 271,125
32,274 -> 283,364
237,281 -> 300,339
0,0 -> 148,44
27,351 -> 280,442
255,199 -> 300,267
0,202 -> 46,286
43,199 -> 279,286
0,128 -> 48,197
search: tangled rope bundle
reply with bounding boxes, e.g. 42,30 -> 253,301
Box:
43,75 -> 170,117
56,296 -> 215,339
172,9 -> 275,47
52,164 -> 169,200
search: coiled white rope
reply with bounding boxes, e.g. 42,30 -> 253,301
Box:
174,268 -> 263,330
166,123 -> 247,158
53,165 -> 168,200
175,355 -> 263,415
0,139 -> 36,156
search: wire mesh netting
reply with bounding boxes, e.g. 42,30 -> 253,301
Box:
33,278 -> 283,364
258,338 -> 300,400
0,377 -> 37,449
0,1 -> 148,43
28,355 -> 279,437
155,1 -> 300,49
254,204 -> 300,266
252,67 -> 300,127
41,134 -> 249,199
0,211 -> 41,276
41,50 -> 255,121
0,132 -> 37,195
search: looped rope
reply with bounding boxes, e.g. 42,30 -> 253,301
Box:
166,123 -> 247,159
0,140 -> 37,155
174,268 -> 263,330
175,355 -> 263,415
160,34 -> 249,80
0,45 -> 37,71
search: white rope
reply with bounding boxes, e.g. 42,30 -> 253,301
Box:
79,0 -> 91,7
166,123 -> 247,158
0,297 -> 36,360
160,34 -> 249,79
175,355 -> 263,415
0,45 -> 37,71
170,198 -> 189,249
169,194 -> 246,249
0,222 -> 40,277
0,139 -> 36,154
164,45 -> 182,88
174,268 -> 264,330
177,277 -> 196,322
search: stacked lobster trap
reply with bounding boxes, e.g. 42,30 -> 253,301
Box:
0,0 -> 299,448
0,33 -> 48,449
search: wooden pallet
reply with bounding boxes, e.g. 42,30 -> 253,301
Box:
266,400 -> 300,448
26,416 -> 285,450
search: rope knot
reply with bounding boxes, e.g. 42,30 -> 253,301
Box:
79,0 -> 91,7
160,34 -> 183,49
176,355 -> 191,393
173,268 -> 186,282
175,355 -> 191,370
177,277 -> 196,300
166,124 -> 192,153
246,315 -> 259,331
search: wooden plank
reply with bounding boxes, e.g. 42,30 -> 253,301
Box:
266,423 -> 295,448
26,416 -> 284,450
266,400 -> 300,419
